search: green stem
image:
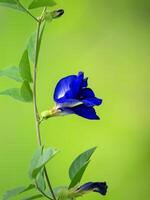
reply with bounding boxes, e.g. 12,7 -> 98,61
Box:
33,12 -> 56,200
33,20 -> 42,146
35,181 -> 53,200
18,1 -> 39,22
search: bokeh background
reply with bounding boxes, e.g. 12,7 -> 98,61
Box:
0,0 -> 150,199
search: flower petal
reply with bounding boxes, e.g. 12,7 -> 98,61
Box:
57,108 -> 74,116
82,97 -> 102,107
56,98 -> 83,108
93,182 -> 108,195
80,88 -> 95,99
71,104 -> 100,120
82,77 -> 88,88
78,182 -> 108,196
69,72 -> 84,98
54,75 -> 76,102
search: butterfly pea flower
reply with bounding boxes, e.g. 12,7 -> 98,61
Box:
75,182 -> 108,196
67,182 -> 108,199
41,72 -> 102,121
55,182 -> 108,200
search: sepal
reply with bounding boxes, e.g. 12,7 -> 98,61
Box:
40,107 -> 61,121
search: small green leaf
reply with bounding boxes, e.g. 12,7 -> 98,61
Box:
69,147 -> 97,188
0,66 -> 22,82
0,82 -> 32,102
0,88 -> 23,101
33,148 -> 58,178
27,23 -> 46,64
29,147 -> 58,179
36,169 -> 46,191
36,148 -> 58,168
69,161 -> 90,188
19,50 -> 32,83
0,0 -> 25,12
28,0 -> 56,10
27,32 -> 36,64
21,194 -> 43,200
21,81 -> 33,102
29,146 -> 43,179
2,184 -> 35,200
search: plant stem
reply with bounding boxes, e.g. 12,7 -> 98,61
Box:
33,15 -> 56,200
18,1 -> 39,22
33,20 -> 42,146
35,182 -> 53,200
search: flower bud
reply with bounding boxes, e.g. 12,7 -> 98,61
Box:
43,9 -> 64,22
51,9 -> 64,19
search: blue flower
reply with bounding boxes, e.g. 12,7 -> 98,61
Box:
76,182 -> 108,196
68,182 -> 108,198
53,72 -> 102,120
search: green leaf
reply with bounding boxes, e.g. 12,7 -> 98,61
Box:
21,81 -> 33,102
28,0 -> 56,10
21,194 -> 43,200
36,169 -> 46,191
0,66 -> 22,82
33,147 -> 58,178
29,146 -> 43,179
0,88 -> 23,101
0,0 -> 25,12
69,147 -> 97,188
0,81 -> 32,102
27,23 -> 46,64
27,32 -> 36,64
2,184 -> 35,200
69,161 -> 90,188
19,50 -> 32,83
29,147 -> 58,179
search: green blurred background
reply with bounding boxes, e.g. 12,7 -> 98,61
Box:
0,0 -> 150,199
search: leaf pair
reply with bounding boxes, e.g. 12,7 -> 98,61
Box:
69,147 -> 97,188
0,50 -> 33,102
0,0 -> 56,11
29,146 -> 58,179
29,146 -> 58,196
1,147 -> 59,200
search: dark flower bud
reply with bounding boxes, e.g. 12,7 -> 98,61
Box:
68,182 -> 108,198
51,9 -> 64,19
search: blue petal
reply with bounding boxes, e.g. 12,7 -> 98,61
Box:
71,104 -> 100,120
82,97 -> 102,107
56,98 -> 83,108
69,72 -> 84,98
93,182 -> 108,195
54,75 -> 76,102
79,88 -> 102,107
79,88 -> 95,99
78,182 -> 108,196
54,72 -> 85,102
82,77 -> 88,88
78,182 -> 93,190
57,108 -> 74,116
